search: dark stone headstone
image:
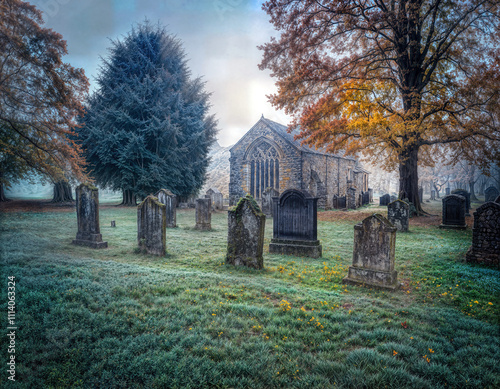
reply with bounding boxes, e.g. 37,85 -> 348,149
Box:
269,189 -> 322,258
206,188 -> 224,210
439,194 -> 467,229
485,186 -> 499,202
445,187 -> 451,195
72,183 -> 108,249
362,191 -> 370,205
261,187 -> 279,217
111,221 -> 116,227
418,187 -> 424,202
368,188 -> 373,203
137,195 -> 166,256
452,189 -> 470,216
466,202 -> 500,268
347,187 -> 357,209
343,214 -> 399,290
379,194 -> 391,206
226,195 -> 265,269
333,195 -> 346,209
387,200 -> 409,232
155,189 -> 177,228
195,198 -> 211,230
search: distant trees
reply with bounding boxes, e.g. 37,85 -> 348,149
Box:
259,0 -> 500,214
0,0 -> 89,201
76,22 -> 217,205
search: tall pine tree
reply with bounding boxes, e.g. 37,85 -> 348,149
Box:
77,22 -> 217,204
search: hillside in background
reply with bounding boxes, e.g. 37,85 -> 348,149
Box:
201,141 -> 232,197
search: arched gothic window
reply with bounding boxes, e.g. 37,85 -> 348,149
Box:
247,140 -> 280,199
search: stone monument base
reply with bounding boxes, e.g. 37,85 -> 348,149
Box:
438,224 -> 466,230
465,249 -> 499,268
342,266 -> 399,290
195,223 -> 211,231
72,233 -> 108,249
269,238 -> 322,258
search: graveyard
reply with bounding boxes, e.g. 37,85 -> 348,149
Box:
1,197 -> 499,388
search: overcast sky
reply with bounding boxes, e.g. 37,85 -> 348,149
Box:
30,0 -> 289,147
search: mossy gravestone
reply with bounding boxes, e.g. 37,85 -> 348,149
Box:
466,201 -> 500,268
155,188 -> 176,228
137,195 -> 166,256
387,199 -> 409,232
72,183 -> 108,249
343,214 -> 399,290
195,198 -> 211,230
226,195 -> 265,269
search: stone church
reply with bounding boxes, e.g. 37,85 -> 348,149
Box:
229,116 -> 370,208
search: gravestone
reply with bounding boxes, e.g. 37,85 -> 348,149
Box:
431,190 -> 436,200
466,202 -> 500,267
347,187 -> 357,209
206,188 -> 224,210
343,214 -> 399,290
195,198 -> 211,230
269,189 -> 322,258
484,186 -> 499,202
226,195 -> 266,269
155,189 -> 177,228
362,191 -> 370,205
72,183 -> 108,249
379,194 -> 391,206
418,187 -> 424,202
137,195 -> 166,256
445,187 -> 450,195
387,200 -> 409,232
439,194 -> 467,229
261,187 -> 279,217
368,188 -> 373,203
452,189 -> 470,216
333,195 -> 346,209
390,195 -> 397,202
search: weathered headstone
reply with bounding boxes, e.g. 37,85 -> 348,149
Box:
261,187 -> 279,217
390,195 -> 397,202
72,183 -> 108,249
206,188 -> 224,210
269,189 -> 322,258
452,189 -> 471,216
155,189 -> 177,228
485,186 -> 499,202
195,198 -> 211,230
226,195 -> 265,269
343,214 -> 399,290
137,195 -> 166,256
439,194 -> 467,229
379,194 -> 391,206
347,187 -> 357,209
445,187 -> 451,195
387,200 -> 409,232
333,195 -> 346,209
368,188 -> 373,203
418,187 -> 424,202
466,202 -> 500,267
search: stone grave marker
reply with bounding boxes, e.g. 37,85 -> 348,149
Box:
269,189 -> 322,258
387,200 -> 409,232
155,188 -> 177,228
466,202 -> 500,267
347,187 -> 357,209
137,195 -> 166,256
226,195 -> 266,269
261,187 -> 279,217
485,186 -> 499,202
343,214 -> 399,290
206,188 -> 224,210
379,194 -> 391,206
439,194 -> 466,229
431,190 -> 436,200
452,189 -> 471,216
195,198 -> 211,230
419,187 -> 424,202
72,183 -> 108,249
445,187 -> 451,195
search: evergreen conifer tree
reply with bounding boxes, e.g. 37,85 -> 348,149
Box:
77,22 -> 217,204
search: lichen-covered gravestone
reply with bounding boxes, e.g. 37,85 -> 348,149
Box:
343,214 -> 399,290
379,194 -> 390,206
452,189 -> 471,216
137,195 -> 166,256
226,195 -> 265,269
261,187 -> 279,217
206,188 -> 224,210
387,200 -> 409,232
439,194 -> 467,229
485,186 -> 500,202
72,183 -> 108,248
466,201 -> 500,268
269,189 -> 322,258
195,198 -> 211,230
155,189 -> 176,228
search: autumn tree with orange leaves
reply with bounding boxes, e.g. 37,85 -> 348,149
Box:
259,0 -> 500,214
0,0 -> 89,201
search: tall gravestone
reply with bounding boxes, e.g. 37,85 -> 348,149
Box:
466,201 -> 500,267
387,200 -> 409,232
261,187 -> 279,217
155,189 -> 176,228
418,187 -> 424,202
347,187 -> 357,209
445,187 -> 451,195
379,194 -> 390,206
452,189 -> 471,216
484,186 -> 499,202
195,198 -> 211,230
72,183 -> 108,249
343,214 -> 399,290
269,189 -> 322,258
368,188 -> 373,203
206,188 -> 224,210
439,194 -> 467,229
226,195 -> 266,269
137,195 -> 166,256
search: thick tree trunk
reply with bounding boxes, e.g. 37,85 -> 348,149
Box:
433,182 -> 441,199
52,181 -> 74,202
121,189 -> 136,206
0,182 -> 10,202
469,180 -> 478,201
398,148 -> 424,214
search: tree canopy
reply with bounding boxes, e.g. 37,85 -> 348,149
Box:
259,0 -> 500,213
0,0 -> 90,200
77,22 -> 217,204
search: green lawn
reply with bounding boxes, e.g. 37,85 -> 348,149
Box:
1,203 -> 499,388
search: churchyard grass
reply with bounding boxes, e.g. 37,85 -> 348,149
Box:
1,204 -> 499,388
